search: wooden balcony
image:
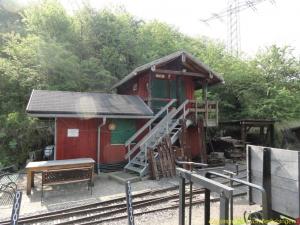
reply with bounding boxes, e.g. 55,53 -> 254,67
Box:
189,100 -> 219,127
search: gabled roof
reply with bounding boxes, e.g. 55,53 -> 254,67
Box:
111,50 -> 224,89
26,90 -> 153,118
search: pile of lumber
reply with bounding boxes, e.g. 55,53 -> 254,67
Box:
147,119 -> 203,180
147,133 -> 190,180
147,136 -> 176,180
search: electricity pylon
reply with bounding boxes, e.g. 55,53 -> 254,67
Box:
200,0 -> 275,57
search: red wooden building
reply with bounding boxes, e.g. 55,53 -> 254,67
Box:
26,51 -> 223,176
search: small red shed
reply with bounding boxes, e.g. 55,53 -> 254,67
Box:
26,51 -> 223,176
26,90 -> 153,171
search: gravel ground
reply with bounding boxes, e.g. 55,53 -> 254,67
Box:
102,196 -> 261,225
0,172 -> 179,221
0,162 -> 256,224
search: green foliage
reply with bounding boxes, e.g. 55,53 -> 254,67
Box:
22,0 -> 75,44
0,113 -> 52,166
0,0 -> 299,165
137,20 -> 183,60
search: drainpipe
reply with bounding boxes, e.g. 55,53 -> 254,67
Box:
97,117 -> 106,174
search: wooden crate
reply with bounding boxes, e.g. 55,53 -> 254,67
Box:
247,145 -> 300,218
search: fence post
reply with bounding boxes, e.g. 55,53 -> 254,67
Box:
125,181 -> 135,225
219,193 -> 229,225
179,176 -> 186,225
10,190 -> 22,225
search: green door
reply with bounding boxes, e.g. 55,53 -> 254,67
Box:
151,79 -> 169,113
151,78 -> 186,113
110,119 -> 136,144
170,78 -> 186,105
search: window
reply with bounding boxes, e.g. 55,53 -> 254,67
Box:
110,119 -> 136,144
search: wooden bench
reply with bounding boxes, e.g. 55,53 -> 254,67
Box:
26,158 -> 95,195
41,166 -> 93,200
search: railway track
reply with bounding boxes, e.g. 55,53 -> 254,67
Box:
0,169 -> 247,225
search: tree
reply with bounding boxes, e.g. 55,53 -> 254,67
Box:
0,1 -> 299,166
22,0 -> 75,46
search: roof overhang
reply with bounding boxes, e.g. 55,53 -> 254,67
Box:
27,113 -> 154,119
26,90 -> 154,119
111,50 -> 224,90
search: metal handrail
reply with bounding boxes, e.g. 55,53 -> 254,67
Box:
125,99 -> 217,161
148,107 -> 190,155
125,99 -> 177,147
125,108 -> 177,159
205,171 -> 270,221
125,99 -> 189,160
139,99 -> 190,152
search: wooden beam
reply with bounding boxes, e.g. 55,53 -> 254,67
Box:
181,53 -> 186,63
182,61 -> 199,73
148,71 -> 153,108
154,69 -> 207,78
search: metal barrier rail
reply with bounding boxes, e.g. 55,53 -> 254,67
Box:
176,167 -> 234,225
205,171 -> 270,225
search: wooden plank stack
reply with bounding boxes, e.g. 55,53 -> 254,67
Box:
147,136 -> 176,180
147,119 -> 196,180
147,132 -> 192,180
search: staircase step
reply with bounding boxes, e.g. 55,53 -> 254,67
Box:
149,141 -> 156,146
126,165 -> 144,173
125,104 -> 189,177
135,155 -> 145,161
131,160 -> 146,166
135,155 -> 146,161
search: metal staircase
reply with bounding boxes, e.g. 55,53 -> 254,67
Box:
124,99 -> 219,177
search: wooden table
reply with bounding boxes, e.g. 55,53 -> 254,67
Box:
25,158 -> 95,195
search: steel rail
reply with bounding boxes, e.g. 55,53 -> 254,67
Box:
1,169 -> 247,225
4,179 -> 246,225
75,192 -> 247,225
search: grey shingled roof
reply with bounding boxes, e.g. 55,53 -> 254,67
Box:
111,50 -> 224,89
26,90 -> 153,118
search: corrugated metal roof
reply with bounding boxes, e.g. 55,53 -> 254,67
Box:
26,90 -> 153,118
111,50 -> 224,89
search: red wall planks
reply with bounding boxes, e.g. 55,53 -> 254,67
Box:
56,118 -> 147,164
117,73 -> 149,101
56,118 -> 100,161
186,126 -> 202,159
99,122 -> 127,164
183,76 -> 195,100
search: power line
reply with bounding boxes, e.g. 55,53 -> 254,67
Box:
200,0 -> 276,56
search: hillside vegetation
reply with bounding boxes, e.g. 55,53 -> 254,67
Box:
0,0 -> 299,166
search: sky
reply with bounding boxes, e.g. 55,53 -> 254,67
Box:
61,0 -> 299,57
8,0 -> 299,56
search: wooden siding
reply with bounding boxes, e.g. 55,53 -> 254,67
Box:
117,71 -> 195,103
117,73 -> 149,100
56,118 -> 145,164
56,118 -> 99,161
183,76 -> 195,100
186,126 -> 203,159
